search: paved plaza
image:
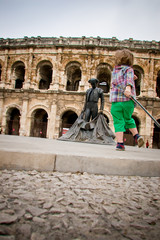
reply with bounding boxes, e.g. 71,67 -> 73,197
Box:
0,135 -> 160,239
0,169 -> 160,240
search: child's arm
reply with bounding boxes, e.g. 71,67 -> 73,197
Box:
124,67 -> 135,98
124,85 -> 132,98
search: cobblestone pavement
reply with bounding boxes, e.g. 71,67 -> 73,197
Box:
0,170 -> 160,240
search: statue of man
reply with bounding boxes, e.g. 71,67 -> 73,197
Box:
83,78 -> 104,122
59,78 -> 115,144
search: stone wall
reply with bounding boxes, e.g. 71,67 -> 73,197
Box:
0,36 -> 160,148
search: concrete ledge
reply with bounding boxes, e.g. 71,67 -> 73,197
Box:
0,135 -> 160,177
0,150 -> 56,172
55,154 -> 160,177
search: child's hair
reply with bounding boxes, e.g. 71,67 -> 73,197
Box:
115,49 -> 134,66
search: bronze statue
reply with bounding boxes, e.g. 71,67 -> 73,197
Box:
59,78 -> 115,145
83,78 -> 104,122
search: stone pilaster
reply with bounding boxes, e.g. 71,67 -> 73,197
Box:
148,56 -> 156,97
49,68 -> 59,90
0,93 -> 4,133
0,49 -> 9,88
23,48 -> 34,89
47,103 -> 57,139
144,106 -> 153,147
19,96 -> 29,136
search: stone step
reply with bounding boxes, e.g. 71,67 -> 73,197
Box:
0,135 -> 159,177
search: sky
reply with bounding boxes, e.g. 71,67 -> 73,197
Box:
0,0 -> 159,41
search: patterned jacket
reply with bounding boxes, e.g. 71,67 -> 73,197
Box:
110,65 -> 136,102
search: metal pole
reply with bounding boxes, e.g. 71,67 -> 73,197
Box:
131,96 -> 160,128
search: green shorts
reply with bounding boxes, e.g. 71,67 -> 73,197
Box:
111,101 -> 136,132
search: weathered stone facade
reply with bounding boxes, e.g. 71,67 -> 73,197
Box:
0,36 -> 160,148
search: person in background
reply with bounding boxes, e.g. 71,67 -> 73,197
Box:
146,140 -> 149,148
110,49 -> 144,151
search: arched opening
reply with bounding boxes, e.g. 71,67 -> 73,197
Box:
156,71 -> 160,98
152,119 -> 160,149
12,61 -> 25,89
37,61 -> 53,90
60,110 -> 78,136
6,108 -> 20,135
97,63 -> 112,93
133,65 -> 144,96
66,62 -> 81,91
30,109 -> 48,138
0,64 -> 2,81
124,116 -> 140,146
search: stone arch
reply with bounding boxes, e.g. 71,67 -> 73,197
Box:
156,70 -> 160,98
30,108 -> 48,138
28,104 -> 49,118
65,61 -> 82,91
37,60 -> 53,90
60,109 -> 78,136
133,65 -> 144,96
124,115 -> 141,146
4,104 -> 22,114
96,63 -> 112,93
58,106 -> 79,119
5,107 -> 21,135
133,115 -> 141,132
11,61 -> 25,89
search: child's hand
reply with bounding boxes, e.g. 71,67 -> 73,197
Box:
124,85 -> 132,98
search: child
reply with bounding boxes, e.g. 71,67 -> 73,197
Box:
110,49 -> 144,151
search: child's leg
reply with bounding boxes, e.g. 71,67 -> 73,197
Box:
123,101 -> 144,147
123,101 -> 136,130
115,132 -> 124,142
115,132 -> 125,151
111,102 -> 126,133
111,102 -> 126,150
129,128 -> 144,147
129,128 -> 138,136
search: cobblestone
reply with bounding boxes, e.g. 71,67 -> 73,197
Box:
0,169 -> 160,240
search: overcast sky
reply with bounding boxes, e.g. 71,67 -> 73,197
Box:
0,0 -> 159,41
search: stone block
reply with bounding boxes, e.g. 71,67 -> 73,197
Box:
0,150 -> 55,172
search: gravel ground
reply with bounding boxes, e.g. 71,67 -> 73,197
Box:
0,169 -> 160,240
